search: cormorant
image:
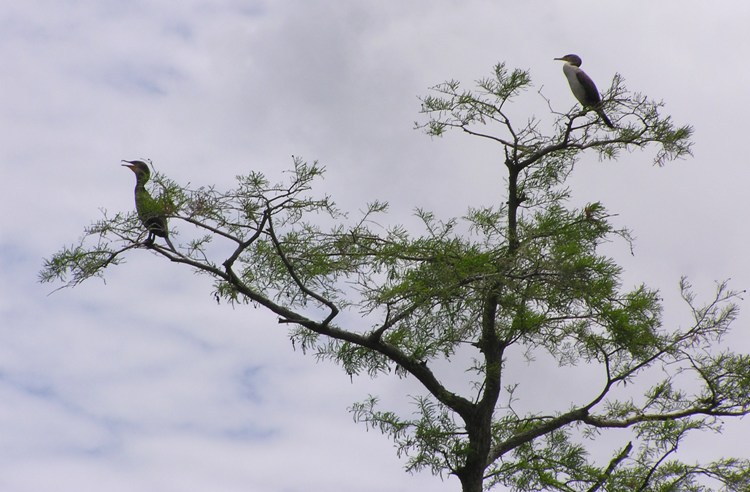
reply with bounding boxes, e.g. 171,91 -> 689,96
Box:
122,160 -> 168,245
554,54 -> 614,128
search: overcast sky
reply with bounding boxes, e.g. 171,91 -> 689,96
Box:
1,1 -> 749,491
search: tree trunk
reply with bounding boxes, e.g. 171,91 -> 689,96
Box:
457,466 -> 484,492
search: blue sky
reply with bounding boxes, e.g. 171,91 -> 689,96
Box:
2,1 -> 749,491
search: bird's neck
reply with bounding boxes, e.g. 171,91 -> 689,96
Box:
562,63 -> 583,88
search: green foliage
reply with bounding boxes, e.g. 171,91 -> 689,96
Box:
41,64 -> 749,492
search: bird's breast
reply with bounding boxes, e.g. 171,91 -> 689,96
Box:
562,65 -> 589,106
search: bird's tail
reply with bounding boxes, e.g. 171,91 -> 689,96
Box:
163,234 -> 177,253
596,108 -> 614,128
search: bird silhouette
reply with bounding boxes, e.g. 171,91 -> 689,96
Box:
122,160 -> 169,245
554,54 -> 614,128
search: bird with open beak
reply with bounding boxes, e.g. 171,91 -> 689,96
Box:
122,160 -> 169,245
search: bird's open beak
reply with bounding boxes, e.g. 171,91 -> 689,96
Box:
121,160 -> 136,170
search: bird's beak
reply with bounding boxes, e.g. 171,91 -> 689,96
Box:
121,160 -> 136,170
553,57 -> 563,61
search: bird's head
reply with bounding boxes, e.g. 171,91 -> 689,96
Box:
121,159 -> 151,179
554,54 -> 582,67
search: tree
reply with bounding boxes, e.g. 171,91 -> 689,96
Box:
41,63 -> 750,492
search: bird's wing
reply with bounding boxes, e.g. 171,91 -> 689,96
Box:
575,70 -> 602,106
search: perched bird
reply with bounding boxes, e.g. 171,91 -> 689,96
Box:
554,54 -> 614,128
122,160 -> 168,245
